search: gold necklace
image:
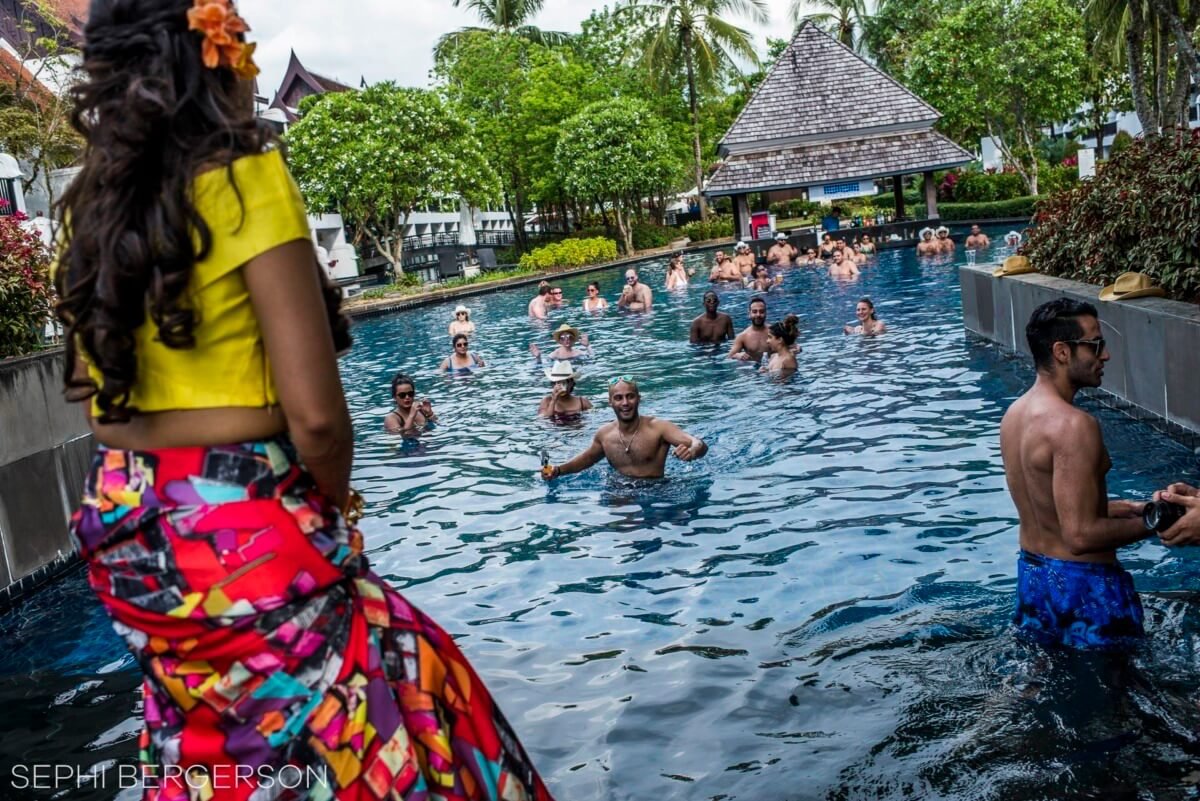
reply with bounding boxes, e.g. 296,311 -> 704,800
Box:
617,418 -> 641,454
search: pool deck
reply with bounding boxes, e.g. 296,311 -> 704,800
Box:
343,240 -> 727,320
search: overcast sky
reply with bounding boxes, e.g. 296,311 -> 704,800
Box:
239,0 -> 801,97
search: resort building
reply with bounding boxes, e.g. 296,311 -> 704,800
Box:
705,22 -> 973,240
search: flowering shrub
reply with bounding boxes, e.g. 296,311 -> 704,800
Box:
519,237 -> 618,271
0,210 -> 55,359
1024,131 -> 1200,302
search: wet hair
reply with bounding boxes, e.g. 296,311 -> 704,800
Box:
390,372 -> 416,394
588,281 -> 601,292
769,314 -> 799,346
1026,298 -> 1098,370
749,296 -> 767,310
54,0 -> 349,423
858,297 -> 878,320
539,285 -> 552,297
452,333 -> 469,347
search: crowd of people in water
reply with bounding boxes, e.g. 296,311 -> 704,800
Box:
383,226 -> 1003,481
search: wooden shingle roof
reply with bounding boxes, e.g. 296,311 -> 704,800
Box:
721,22 -> 942,153
707,129 -> 973,196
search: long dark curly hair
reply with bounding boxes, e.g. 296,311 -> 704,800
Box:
55,0 -> 351,423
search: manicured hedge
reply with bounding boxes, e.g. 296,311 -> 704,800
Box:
1025,131 -> 1200,302
681,215 -> 734,241
518,237 -> 619,270
911,195 -> 1043,221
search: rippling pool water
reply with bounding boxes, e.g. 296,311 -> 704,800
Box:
5,233 -> 1200,801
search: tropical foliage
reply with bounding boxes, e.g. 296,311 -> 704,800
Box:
518,237 -> 619,270
0,211 -> 54,359
619,0 -> 768,221
435,0 -> 570,61
1025,131 -> 1200,301
903,0 -> 1087,195
556,98 -> 679,254
286,84 -> 499,273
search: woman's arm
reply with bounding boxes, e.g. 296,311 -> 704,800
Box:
472,352 -> 485,367
244,239 -> 353,509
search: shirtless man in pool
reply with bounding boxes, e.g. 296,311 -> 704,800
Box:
1000,298 -> 1151,651
541,378 -> 707,479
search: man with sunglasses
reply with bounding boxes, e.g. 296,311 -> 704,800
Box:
690,291 -> 735,344
617,268 -> 652,311
383,373 -> 437,436
541,376 -> 706,480
1000,298 -> 1151,651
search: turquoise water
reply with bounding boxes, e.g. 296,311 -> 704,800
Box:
4,232 -> 1200,800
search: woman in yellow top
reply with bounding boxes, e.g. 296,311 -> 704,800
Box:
54,2 -> 554,799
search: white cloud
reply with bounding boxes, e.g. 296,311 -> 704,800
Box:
239,0 -> 800,98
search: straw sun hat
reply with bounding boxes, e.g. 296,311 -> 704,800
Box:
992,255 -> 1037,278
1098,272 -> 1165,302
551,323 -> 580,341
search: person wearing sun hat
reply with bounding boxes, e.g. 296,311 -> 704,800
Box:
530,322 -> 593,363
917,227 -> 938,256
448,304 -> 475,337
733,240 -> 757,277
767,231 -> 797,269
935,225 -> 955,255
537,360 -> 592,422
1098,272 -> 1166,302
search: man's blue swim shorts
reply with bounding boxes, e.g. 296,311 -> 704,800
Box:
1013,550 -> 1145,651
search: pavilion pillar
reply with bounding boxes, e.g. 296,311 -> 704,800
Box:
892,176 -> 905,220
923,170 -> 939,220
733,194 -> 751,240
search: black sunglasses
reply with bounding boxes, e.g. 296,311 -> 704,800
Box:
1062,337 -> 1106,355
394,390 -> 415,399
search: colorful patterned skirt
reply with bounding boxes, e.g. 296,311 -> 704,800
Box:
70,436 -> 554,801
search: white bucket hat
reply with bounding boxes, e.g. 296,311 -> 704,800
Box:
545,360 -> 581,382
735,241 -> 748,250
453,304 -> 470,318
919,227 -> 934,239
935,226 -> 950,236
774,232 -> 788,241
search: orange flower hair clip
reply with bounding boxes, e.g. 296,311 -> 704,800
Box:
187,0 -> 259,80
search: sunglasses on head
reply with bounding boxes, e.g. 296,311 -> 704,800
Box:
394,390 -> 414,399
1062,337 -> 1106,355
608,374 -> 635,386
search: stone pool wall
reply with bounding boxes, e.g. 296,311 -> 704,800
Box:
960,263 -> 1200,437
0,350 -> 91,606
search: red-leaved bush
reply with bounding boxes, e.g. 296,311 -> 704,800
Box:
0,209 -> 55,359
1025,130 -> 1200,302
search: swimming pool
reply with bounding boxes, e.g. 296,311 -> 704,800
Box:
4,233 -> 1200,800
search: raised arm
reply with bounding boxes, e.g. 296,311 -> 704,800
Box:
245,239 -> 353,510
1052,416 -> 1149,556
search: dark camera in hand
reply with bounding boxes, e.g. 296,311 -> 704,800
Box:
1143,501 -> 1186,533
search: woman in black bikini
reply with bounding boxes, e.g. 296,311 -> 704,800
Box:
384,373 -> 438,435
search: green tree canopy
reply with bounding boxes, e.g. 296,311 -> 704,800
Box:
621,0 -> 767,220
903,0 -> 1087,194
556,98 -> 680,253
286,83 -> 498,273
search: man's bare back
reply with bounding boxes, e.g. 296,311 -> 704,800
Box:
1001,387 -> 1118,563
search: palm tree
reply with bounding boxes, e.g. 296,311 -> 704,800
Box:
792,0 -> 869,51
623,0 -> 769,221
436,0 -> 571,62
